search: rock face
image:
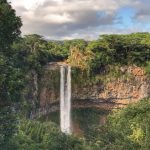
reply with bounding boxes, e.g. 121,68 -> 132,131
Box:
38,63 -> 150,111
99,66 -> 150,108
39,63 -> 60,108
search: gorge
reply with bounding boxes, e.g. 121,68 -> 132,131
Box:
29,64 -> 149,117
1,1 -> 150,149
27,63 -> 150,136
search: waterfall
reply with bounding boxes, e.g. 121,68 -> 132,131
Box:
60,65 -> 71,134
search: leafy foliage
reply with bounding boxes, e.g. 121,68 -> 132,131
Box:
0,0 -> 23,105
10,120 -> 91,150
67,46 -> 94,70
145,61 -> 150,75
0,106 -> 18,148
87,33 -> 150,74
0,1 -> 150,150
0,0 -> 22,53
87,98 -> 150,150
0,1 -> 23,148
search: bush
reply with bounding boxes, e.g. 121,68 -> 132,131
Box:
87,98 -> 150,150
10,120 -> 91,150
0,106 -> 18,149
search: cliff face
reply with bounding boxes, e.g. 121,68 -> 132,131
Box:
98,66 -> 150,108
38,63 -> 150,110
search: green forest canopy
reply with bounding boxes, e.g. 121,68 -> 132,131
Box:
0,1 -> 150,150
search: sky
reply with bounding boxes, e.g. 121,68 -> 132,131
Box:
9,0 -> 150,40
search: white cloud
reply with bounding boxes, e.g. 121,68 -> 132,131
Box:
44,13 -> 74,23
10,0 -> 47,9
9,0 -> 150,39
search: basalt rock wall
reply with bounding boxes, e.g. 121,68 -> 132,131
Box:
38,63 -> 150,110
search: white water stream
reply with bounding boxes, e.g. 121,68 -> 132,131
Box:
60,65 -> 71,134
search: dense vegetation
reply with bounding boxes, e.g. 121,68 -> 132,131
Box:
87,98 -> 150,150
0,0 -> 23,147
1,98 -> 150,150
0,0 -> 150,149
12,32 -> 150,74
2,120 -> 90,150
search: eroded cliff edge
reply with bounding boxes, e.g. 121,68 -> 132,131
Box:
35,63 -> 150,113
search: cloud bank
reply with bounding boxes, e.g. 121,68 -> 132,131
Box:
9,0 -> 150,40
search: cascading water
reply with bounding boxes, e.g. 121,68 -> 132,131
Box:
60,65 -> 71,134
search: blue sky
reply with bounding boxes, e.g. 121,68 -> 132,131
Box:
117,7 -> 135,28
9,0 -> 150,40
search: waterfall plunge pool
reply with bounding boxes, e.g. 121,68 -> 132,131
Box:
39,107 -> 109,137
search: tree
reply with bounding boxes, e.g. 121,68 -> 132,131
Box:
87,39 -> 115,73
0,0 -> 22,105
67,46 -> 94,70
21,34 -> 48,69
88,98 -> 150,150
0,0 -> 22,147
0,0 -> 22,53
11,120 -> 90,150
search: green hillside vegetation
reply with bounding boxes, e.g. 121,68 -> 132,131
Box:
87,98 -> 150,150
12,33 -> 150,74
1,98 -> 150,150
0,1 -> 150,149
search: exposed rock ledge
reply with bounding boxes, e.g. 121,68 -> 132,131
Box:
30,99 -> 123,119
27,63 -> 150,118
